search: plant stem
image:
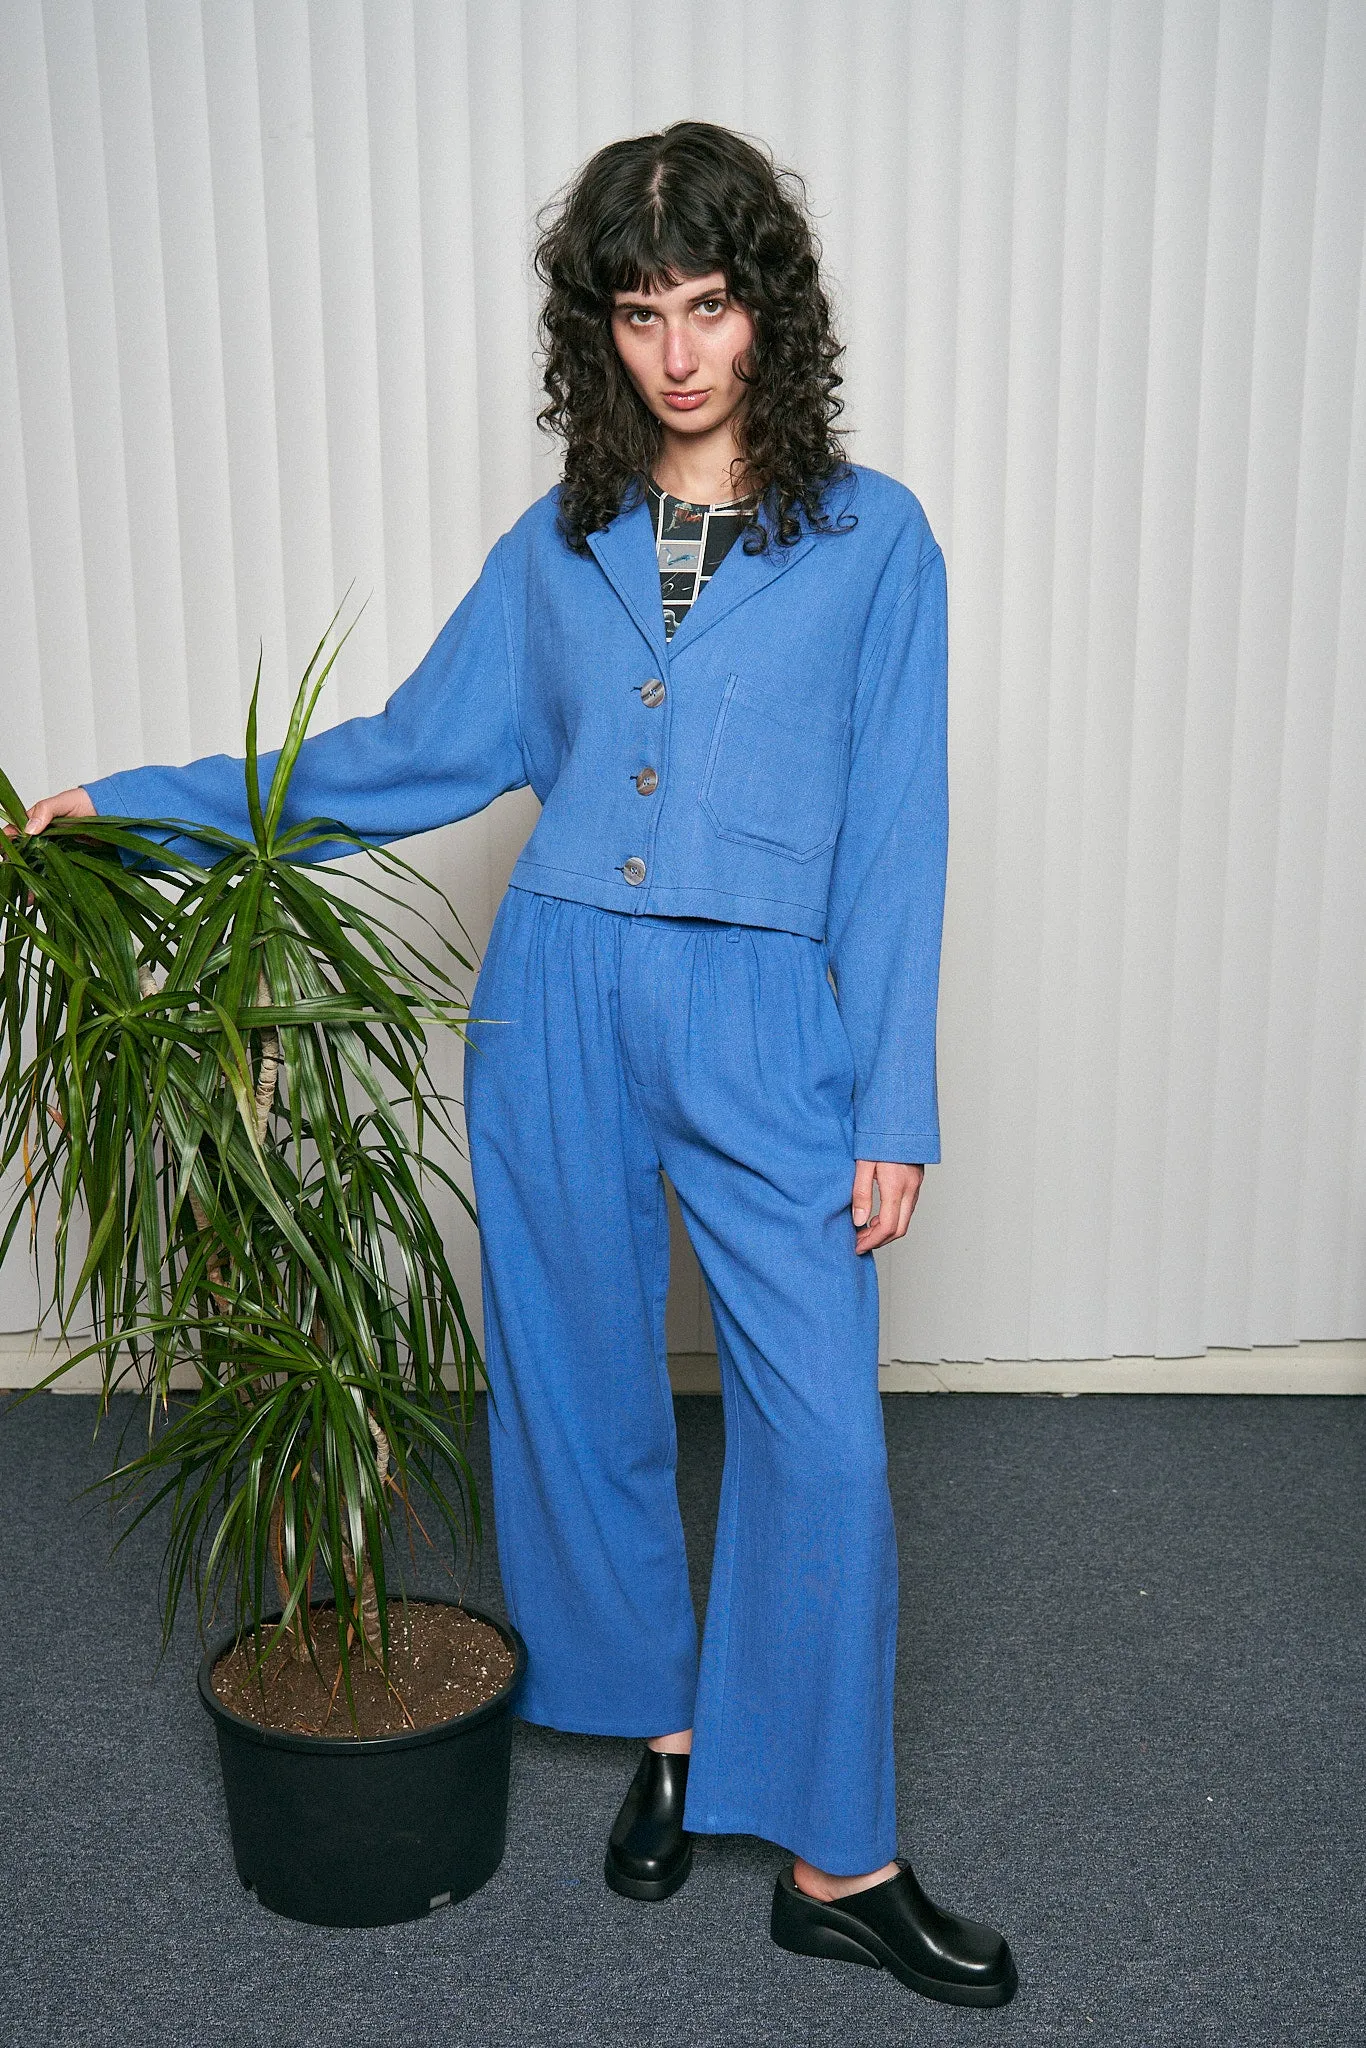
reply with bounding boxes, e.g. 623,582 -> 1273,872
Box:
252,968 -> 278,1144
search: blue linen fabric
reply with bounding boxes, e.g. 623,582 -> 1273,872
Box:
464,888 -> 898,1873
85,463 -> 949,1165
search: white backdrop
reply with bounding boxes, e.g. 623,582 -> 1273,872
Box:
1,0 -> 1363,1365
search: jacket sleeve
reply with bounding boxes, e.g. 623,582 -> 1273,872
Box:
825,540 -> 948,1165
83,538 -> 528,863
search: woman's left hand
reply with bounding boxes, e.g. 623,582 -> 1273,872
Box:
850,1161 -> 924,1254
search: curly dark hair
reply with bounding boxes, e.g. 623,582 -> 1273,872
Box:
534,120 -> 850,554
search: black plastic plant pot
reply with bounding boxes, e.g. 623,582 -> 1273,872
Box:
197,1598 -> 527,1928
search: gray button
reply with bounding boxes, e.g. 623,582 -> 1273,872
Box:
634,766 -> 658,795
621,856 -> 647,885
640,678 -> 666,708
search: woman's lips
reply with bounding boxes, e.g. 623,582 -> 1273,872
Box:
663,390 -> 710,410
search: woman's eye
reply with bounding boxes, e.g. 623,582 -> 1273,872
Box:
696,298 -> 725,316
627,309 -> 655,326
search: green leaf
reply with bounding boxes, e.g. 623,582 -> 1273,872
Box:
243,647 -> 267,850
262,596 -> 364,849
0,761 -> 30,832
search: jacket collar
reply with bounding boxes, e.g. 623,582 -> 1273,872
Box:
586,484 -> 822,664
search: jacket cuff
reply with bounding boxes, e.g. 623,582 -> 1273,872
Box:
82,769 -> 133,814
852,1129 -> 939,1166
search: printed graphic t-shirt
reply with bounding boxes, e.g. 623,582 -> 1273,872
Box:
644,478 -> 758,640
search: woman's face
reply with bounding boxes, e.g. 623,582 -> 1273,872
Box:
610,270 -> 755,442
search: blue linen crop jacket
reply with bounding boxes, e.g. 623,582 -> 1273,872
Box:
86,462 -> 949,1165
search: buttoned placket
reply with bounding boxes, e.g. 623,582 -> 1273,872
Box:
622,642 -> 672,902
587,489 -> 817,915
584,499 -> 679,909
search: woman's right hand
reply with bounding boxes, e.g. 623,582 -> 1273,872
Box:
3,786 -> 96,839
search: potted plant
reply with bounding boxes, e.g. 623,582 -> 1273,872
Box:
0,627 -> 526,1927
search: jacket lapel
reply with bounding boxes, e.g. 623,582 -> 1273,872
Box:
666,497 -> 818,657
586,493 -> 671,668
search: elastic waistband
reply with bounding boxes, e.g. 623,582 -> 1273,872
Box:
503,884 -> 820,944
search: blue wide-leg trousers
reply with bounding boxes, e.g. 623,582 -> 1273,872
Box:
462,886 -> 899,1874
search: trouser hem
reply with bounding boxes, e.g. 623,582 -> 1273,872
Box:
682,1808 -> 898,1876
516,1703 -> 697,1740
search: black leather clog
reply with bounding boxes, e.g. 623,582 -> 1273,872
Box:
603,1749 -> 693,1902
770,1857 -> 1018,2007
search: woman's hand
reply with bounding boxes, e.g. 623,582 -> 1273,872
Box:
851,1161 -> 923,1255
2,786 -> 96,839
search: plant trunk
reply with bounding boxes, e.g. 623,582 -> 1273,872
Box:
261,1496 -> 314,1665
341,1413 -> 391,1659
252,968 -> 278,1143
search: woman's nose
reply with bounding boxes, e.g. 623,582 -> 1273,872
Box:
663,322 -> 699,381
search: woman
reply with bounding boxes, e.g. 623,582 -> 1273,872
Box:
27,122 -> 1015,2009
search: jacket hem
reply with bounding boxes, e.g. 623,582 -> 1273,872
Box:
508,861 -> 828,940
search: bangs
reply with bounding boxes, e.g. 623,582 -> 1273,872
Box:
604,242 -> 728,299
592,182 -> 734,300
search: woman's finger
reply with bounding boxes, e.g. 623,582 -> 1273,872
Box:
854,1174 -> 897,1252
850,1158 -> 877,1230
10,788 -> 96,838
853,1164 -> 925,1253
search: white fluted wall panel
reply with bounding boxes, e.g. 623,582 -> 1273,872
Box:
1,0 -> 1363,1364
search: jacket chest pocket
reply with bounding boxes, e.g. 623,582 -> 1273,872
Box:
699,673 -> 850,862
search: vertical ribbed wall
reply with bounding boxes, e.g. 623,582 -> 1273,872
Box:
2,0 -> 1362,1363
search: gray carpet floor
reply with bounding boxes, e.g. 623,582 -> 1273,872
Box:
1,1388 -> 1363,2047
